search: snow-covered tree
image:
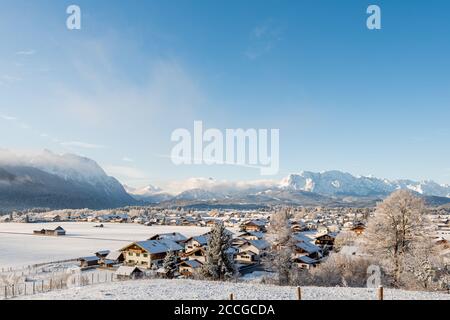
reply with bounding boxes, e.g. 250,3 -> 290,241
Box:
267,210 -> 292,246
264,211 -> 296,285
162,251 -> 178,279
201,223 -> 235,280
362,190 -> 433,287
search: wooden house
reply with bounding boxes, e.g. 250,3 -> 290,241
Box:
33,226 -> 66,236
115,266 -> 144,280
178,259 -> 203,277
294,242 -> 322,260
120,239 -> 183,269
79,256 -> 100,268
240,220 -> 266,232
184,247 -> 208,263
293,255 -> 319,269
182,235 -> 209,253
351,222 -> 366,235
235,250 -> 259,264
314,232 -> 337,247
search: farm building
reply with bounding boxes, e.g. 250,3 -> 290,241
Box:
178,259 -> 203,277
79,256 -> 100,268
115,266 -> 144,280
33,226 -> 66,236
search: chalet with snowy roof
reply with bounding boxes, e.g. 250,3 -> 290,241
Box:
237,239 -> 269,263
291,221 -> 307,232
78,256 -> 100,268
294,255 -> 319,269
236,231 -> 264,241
120,239 -> 184,269
104,251 -> 125,264
115,266 -> 144,280
240,220 -> 267,232
95,250 -> 111,258
294,242 -> 322,260
184,247 -> 208,263
148,232 -> 188,244
315,232 -> 337,247
183,235 -> 209,253
178,259 -> 203,277
351,222 -> 366,235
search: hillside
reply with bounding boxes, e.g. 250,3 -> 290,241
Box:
0,150 -> 138,211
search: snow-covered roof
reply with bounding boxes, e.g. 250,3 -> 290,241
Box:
95,250 -> 110,256
121,240 -> 183,254
248,240 -> 269,250
181,259 -> 203,268
295,242 -> 320,253
148,232 -> 188,242
115,266 -> 142,276
105,251 -> 123,260
79,256 -> 99,262
295,255 -> 317,264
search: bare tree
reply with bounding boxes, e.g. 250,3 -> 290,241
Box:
362,190 -> 432,287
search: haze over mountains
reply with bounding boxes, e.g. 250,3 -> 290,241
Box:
1,149 -> 450,211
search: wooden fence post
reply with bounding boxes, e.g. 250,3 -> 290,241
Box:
229,293 -> 234,300
4,286 -> 7,299
377,286 -> 384,301
297,287 -> 302,300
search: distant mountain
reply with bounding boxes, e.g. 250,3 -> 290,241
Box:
2,149 -> 449,211
281,171 -> 450,198
124,184 -> 172,204
0,150 -> 138,212
148,171 -> 450,208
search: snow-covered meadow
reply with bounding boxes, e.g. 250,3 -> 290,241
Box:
0,222 -> 211,269
16,279 -> 450,300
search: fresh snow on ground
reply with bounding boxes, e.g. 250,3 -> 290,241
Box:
16,279 -> 450,300
0,223 -> 212,269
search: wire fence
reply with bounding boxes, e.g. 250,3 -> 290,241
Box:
1,269 -> 118,300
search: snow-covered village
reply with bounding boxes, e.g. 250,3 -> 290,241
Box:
1,191 -> 450,300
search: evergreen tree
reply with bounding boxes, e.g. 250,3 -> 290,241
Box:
162,250 -> 178,279
201,223 -> 235,280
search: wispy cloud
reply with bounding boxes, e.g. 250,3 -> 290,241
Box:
16,50 -> 36,56
0,114 -> 17,121
60,141 -> 106,149
245,20 -> 283,60
122,157 -> 134,163
1,75 -> 22,83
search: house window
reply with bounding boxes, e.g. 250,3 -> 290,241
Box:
143,254 -> 148,258
128,260 -> 133,263
136,253 -> 140,257
129,252 -> 133,256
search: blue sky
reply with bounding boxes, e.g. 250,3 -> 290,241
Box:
1,0 -> 449,187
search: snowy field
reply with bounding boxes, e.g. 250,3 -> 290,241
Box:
16,279 -> 450,300
0,223 -> 212,269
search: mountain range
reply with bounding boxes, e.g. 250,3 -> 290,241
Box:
128,171 -> 450,208
1,149 -> 450,211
